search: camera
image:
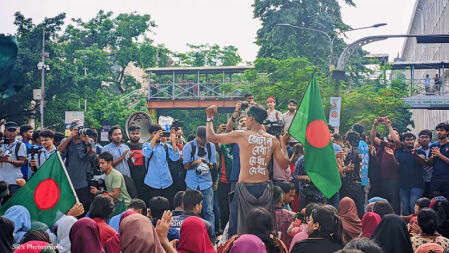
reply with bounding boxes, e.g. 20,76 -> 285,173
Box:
78,126 -> 88,135
240,101 -> 249,111
162,131 -> 171,137
27,145 -> 43,157
88,160 -> 106,192
264,120 -> 284,138
195,160 -> 210,176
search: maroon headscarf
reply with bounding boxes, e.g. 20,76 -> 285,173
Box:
361,212 -> 381,238
338,197 -> 362,242
104,211 -> 137,253
69,218 -> 104,253
178,216 -> 216,253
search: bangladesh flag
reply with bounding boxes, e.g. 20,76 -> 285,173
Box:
289,74 -> 341,198
0,152 -> 77,226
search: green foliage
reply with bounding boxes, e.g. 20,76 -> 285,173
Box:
174,44 -> 242,67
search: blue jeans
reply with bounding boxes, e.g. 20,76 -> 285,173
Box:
400,188 -> 424,215
326,192 -> 340,209
187,186 -> 215,241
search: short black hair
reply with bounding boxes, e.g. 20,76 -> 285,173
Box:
333,133 -> 342,142
32,130 -> 41,142
183,190 -> 203,211
373,201 -> 394,218
279,181 -> 295,194
19,125 -> 33,136
416,197 -> 431,209
173,191 -> 185,209
345,131 -> 360,147
288,99 -> 297,105
247,104 -> 267,124
329,125 -> 335,134
149,124 -> 163,134
89,195 -> 114,220
127,198 -> 147,216
436,123 -> 449,132
39,129 -> 55,139
418,208 -> 438,235
244,93 -> 253,98
344,238 -> 382,253
400,132 -> 416,142
108,126 -> 122,139
352,123 -> 365,136
187,135 -> 195,142
273,186 -> 283,204
148,196 -> 170,220
86,128 -> 98,138
20,230 -> 51,244
98,152 -> 114,162
418,129 -> 432,138
54,132 -> 65,143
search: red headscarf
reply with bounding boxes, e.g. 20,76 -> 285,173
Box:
338,197 -> 362,242
361,212 -> 381,238
70,218 -> 104,253
104,211 -> 137,253
178,216 -> 216,253
13,241 -> 49,253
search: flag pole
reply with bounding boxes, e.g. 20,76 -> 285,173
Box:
287,68 -> 318,135
57,151 -> 80,204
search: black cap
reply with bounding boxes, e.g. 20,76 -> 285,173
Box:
5,121 -> 18,130
196,126 -> 206,142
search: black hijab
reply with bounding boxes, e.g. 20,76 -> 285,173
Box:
0,216 -> 14,253
371,214 -> 413,253
433,199 -> 449,237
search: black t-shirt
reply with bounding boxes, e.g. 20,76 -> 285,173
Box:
126,142 -> 146,178
345,148 -> 362,181
395,149 -> 425,189
430,142 -> 449,182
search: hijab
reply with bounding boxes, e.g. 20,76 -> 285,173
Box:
432,199 -> 449,238
69,218 -> 104,253
57,216 -> 78,253
361,212 -> 381,238
230,234 -> 267,253
119,213 -> 164,253
0,216 -> 14,253
178,216 -> 216,253
371,214 -> 413,253
104,210 -> 136,253
338,197 -> 362,242
415,243 -> 444,253
4,205 -> 31,244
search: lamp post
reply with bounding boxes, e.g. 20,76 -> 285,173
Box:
276,23 -> 387,70
36,28 -> 49,129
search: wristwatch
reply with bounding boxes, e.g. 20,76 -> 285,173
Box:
206,117 -> 213,122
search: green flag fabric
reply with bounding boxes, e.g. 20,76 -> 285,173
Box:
289,74 -> 341,198
0,152 -> 77,226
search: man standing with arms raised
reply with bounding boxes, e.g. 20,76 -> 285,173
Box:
205,104 -> 290,236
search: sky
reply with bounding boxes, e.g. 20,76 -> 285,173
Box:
0,0 -> 416,63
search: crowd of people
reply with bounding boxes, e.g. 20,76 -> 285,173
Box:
2,93 -> 449,253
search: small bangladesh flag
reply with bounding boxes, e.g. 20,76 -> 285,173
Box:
289,74 -> 341,198
0,152 -> 78,226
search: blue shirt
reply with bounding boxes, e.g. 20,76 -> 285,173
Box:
430,141 -> 449,182
108,211 -> 125,232
142,142 -> 180,189
230,144 -> 240,182
395,149 -> 425,189
358,140 -> 369,186
182,139 -> 217,190
20,140 -> 32,180
102,143 -> 131,177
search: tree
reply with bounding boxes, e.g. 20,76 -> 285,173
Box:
174,44 -> 242,67
253,0 -> 359,69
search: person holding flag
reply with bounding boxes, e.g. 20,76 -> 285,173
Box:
205,104 -> 290,237
288,73 -> 342,202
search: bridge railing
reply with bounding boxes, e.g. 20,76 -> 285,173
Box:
148,82 -> 246,100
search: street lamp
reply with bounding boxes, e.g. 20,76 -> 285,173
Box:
276,23 -> 387,70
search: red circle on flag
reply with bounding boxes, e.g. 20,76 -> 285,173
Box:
306,120 -> 331,148
34,179 -> 60,210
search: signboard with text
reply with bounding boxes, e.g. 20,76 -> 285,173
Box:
328,97 -> 341,127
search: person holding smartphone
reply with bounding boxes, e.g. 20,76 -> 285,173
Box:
141,124 -> 180,206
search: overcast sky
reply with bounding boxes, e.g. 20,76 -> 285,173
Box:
0,0 -> 415,63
